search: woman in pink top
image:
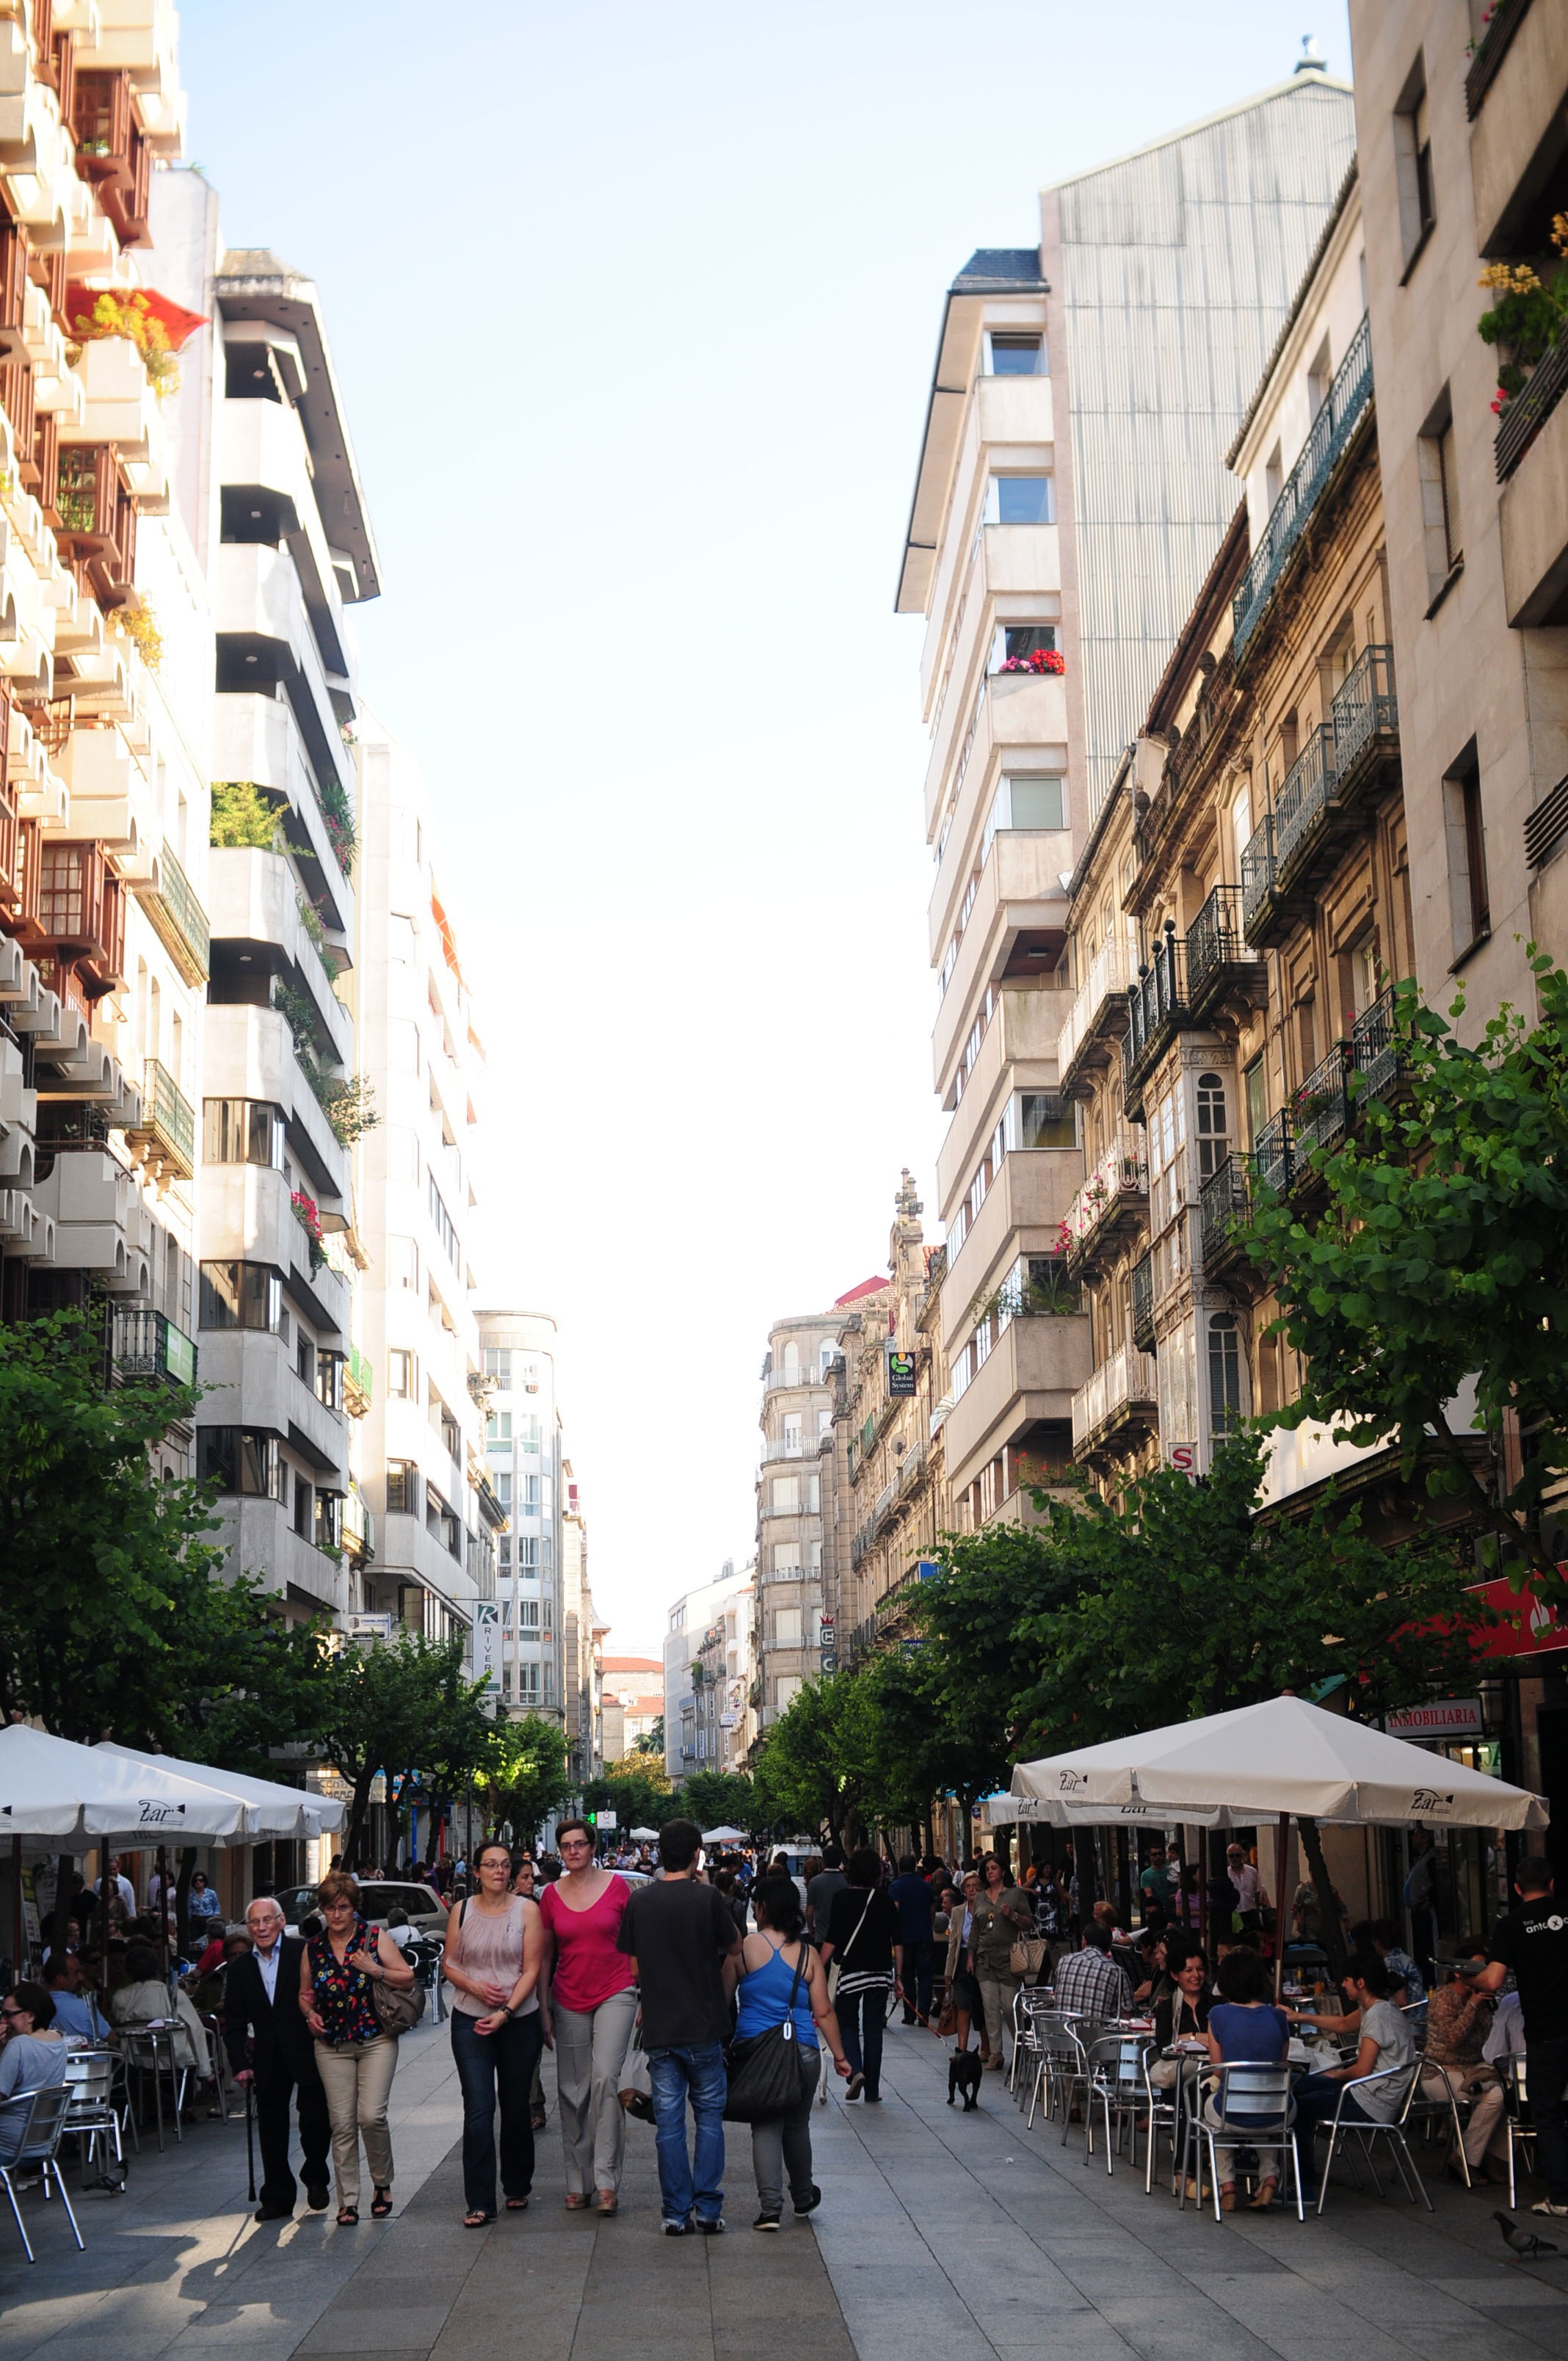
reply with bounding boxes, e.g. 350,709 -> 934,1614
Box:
538,1818 -> 636,2214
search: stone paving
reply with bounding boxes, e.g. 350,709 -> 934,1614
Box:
3,2013 -> 1568,2361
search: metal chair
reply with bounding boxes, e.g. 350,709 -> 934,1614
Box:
1308,2060 -> 1432,2215
1502,2056 -> 1536,2210
1039,2015 -> 1093,2140
0,2085 -> 86,2261
1012,1990 -> 1056,2115
119,2023 -> 187,2150
62,2050 -> 126,2188
1141,2046 -> 1188,2196
1083,2031 -> 1152,2176
1182,2061 -> 1303,2222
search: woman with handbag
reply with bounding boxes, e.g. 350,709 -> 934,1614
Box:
970,1854 -> 1033,2074
443,1838 -> 546,2226
821,1849 -> 903,2103
300,1871 -> 418,2225
733,1874 -> 852,2228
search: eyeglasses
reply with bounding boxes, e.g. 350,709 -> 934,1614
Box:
559,1839 -> 592,1852
1,2006 -> 26,2022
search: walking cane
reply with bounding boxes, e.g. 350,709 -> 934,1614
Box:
244,2078 -> 256,2204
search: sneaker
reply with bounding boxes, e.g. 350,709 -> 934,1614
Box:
1531,2201 -> 1568,2218
752,2213 -> 781,2233
844,2072 -> 865,2100
695,2216 -> 725,2235
794,2185 -> 822,2216
864,2092 -> 883,2103
663,2217 -> 694,2237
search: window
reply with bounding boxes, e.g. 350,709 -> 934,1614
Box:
774,1606 -> 804,1648
773,1545 -> 802,1575
1264,443 -> 1283,509
1231,787 -> 1252,877
1244,1056 -> 1268,1145
1018,1091 -> 1076,1149
293,1476 -> 311,1538
200,1262 -> 282,1332
983,774 -> 1065,863
987,475 -> 1053,525
1208,1313 -> 1242,1429
1194,1071 -> 1228,1181
388,1349 -> 417,1399
520,1473 -> 540,1516
1443,741 -> 1490,954
782,1413 -> 802,1453
518,1535 -> 540,1573
386,1459 -> 415,1514
487,1411 -> 512,1446
992,623 -> 1057,672
518,1597 -> 540,1630
496,1471 -> 512,1511
482,1348 -> 511,1385
1418,388 -> 1462,600
517,1660 -> 540,1702
1393,54 -> 1435,268
772,1476 -> 799,1514
296,1331 -> 314,1388
774,1676 -> 803,1714
319,1349 -> 346,1415
388,1236 -> 419,1291
515,1411 -> 540,1451
427,1172 -> 458,1265
1306,336 -> 1332,420
203,1098 -> 285,1169
199,1427 -> 283,1500
985,331 -> 1045,376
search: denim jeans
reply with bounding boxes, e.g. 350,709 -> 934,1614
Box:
647,2041 -> 727,2224
1291,2072 -> 1380,2195
902,1943 -> 935,2023
836,1987 -> 886,2097
450,2007 -> 544,2215
1526,2034 -> 1568,2205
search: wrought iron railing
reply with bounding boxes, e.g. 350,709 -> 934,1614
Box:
1232,316 -> 1373,657
1349,986 -> 1403,1104
1293,1045 -> 1351,1159
143,846 -> 210,984
1467,0 -> 1534,116
1185,883 -> 1257,1010
1251,1110 -> 1294,1199
1063,1131 -> 1149,1264
1130,1250 -> 1154,1352
1497,321 -> 1568,482
111,1306 -> 196,1388
1272,725 -> 1340,881
1331,644 -> 1398,781
139,1059 -> 195,1175
1123,926 -> 1187,1082
1241,813 -> 1276,942
1199,1157 -> 1252,1266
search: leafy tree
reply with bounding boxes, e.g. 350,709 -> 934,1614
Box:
483,1715 -> 571,1846
905,1512 -> 1088,1787
678,1769 -> 755,1835
583,1763 -> 673,1838
631,1717 -> 664,1758
1238,960 -> 1568,1595
750,1675 -> 877,1843
314,1630 -> 493,1869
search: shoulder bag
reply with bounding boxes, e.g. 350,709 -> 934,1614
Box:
826,1892 -> 874,2006
725,1940 -> 814,2123
369,1924 -> 427,2037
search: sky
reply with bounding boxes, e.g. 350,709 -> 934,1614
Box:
177,0 -> 1352,1655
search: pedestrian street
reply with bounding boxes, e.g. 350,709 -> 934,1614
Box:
4,2015 -> 1568,2361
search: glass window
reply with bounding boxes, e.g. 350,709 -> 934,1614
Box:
203,1099 -> 285,1168
200,1262 -> 282,1332
482,1348 -> 511,1385
1244,1056 -> 1268,1144
1195,1072 -> 1228,1180
1208,1313 -> 1242,1428
199,1426 -> 283,1500
1019,1092 -> 1076,1149
388,1349 -> 417,1399
1007,774 -> 1064,831
991,475 -> 1054,525
316,1350 -> 345,1413
519,1597 -> 540,1629
487,1411 -> 512,1446
987,332 -> 1044,376
386,1459 -> 415,1515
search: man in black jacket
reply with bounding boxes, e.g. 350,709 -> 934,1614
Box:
224,1897 -> 330,2222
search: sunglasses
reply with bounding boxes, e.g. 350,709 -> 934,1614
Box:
1,2006 -> 26,2022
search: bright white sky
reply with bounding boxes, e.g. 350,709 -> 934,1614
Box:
179,1 -> 1351,1654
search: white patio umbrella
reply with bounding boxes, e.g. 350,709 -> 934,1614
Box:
95,1742 -> 345,1839
701,1824 -> 748,1843
630,1826 -> 661,1840
985,1791 -> 1259,1830
0,1724 -> 256,1843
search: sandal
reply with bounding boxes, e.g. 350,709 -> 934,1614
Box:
596,2189 -> 618,2216
464,2210 -> 494,2228
371,2188 -> 393,2219
336,2206 -> 359,2227
565,2192 -> 591,2211
1249,2180 -> 1278,2211
506,2197 -> 530,2211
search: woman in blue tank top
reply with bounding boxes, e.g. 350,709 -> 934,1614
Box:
735,1874 -> 852,2230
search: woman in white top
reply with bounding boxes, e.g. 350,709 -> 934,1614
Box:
443,1838 -> 545,2225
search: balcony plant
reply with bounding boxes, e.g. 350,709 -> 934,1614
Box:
210,780 -> 283,852
998,647 -> 1065,676
68,289 -> 181,398
1478,214 -> 1568,413
107,595 -> 162,674
313,1070 -> 380,1147
317,777 -> 357,875
290,1188 -> 327,1273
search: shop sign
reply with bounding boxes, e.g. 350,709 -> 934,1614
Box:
1471,1576 -> 1568,1659
887,1347 -> 917,1399
1386,1698 -> 1484,1741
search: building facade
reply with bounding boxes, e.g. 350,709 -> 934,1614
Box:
662,1565 -> 754,1782
897,68 -> 1359,1534
477,1310 -> 568,1724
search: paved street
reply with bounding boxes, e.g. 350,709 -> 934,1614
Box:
4,2020 -> 1567,2361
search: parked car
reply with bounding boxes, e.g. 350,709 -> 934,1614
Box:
277,1880 -> 448,1938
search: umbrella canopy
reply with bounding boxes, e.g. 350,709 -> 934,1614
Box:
0,1724 -> 255,1844
95,1742 -> 344,1839
984,1791 -> 1260,1830
630,1826 -> 661,1840
1011,1694 -> 1548,1830
701,1824 -> 748,1843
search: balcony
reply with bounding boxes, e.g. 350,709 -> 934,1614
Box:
139,845 -> 209,984
1275,725 -> 1344,885
1130,1250 -> 1155,1352
1330,645 -> 1398,808
1198,1156 -> 1254,1278
764,1365 -> 826,1392
1293,1043 -> 1351,1164
1232,316 -> 1373,661
111,1306 -> 196,1388
1056,938 -> 1133,1098
344,1343 -> 372,1418
1251,1109 -> 1294,1199
761,1435 -> 811,1463
1121,926 -> 1187,1116
1070,1342 -> 1158,1462
1467,0 -> 1535,115
1349,986 -> 1404,1107
1241,814 -> 1277,945
1063,1130 -> 1149,1277
124,1056 -> 194,1180
1184,884 -> 1266,1024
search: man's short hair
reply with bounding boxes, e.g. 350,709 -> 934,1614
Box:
246,1897 -> 284,1921
821,1843 -> 844,1870
42,1954 -> 74,1984
897,1853 -> 917,1874
1517,1855 -> 1554,1896
658,1817 -> 702,1871
1082,1921 -> 1114,1954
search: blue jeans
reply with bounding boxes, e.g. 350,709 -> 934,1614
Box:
647,2042 -> 727,2224
1291,2072 -> 1379,2194
450,2007 -> 543,2215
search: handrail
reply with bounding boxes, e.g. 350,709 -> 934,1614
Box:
1233,316 -> 1373,658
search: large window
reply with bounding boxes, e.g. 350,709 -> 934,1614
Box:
984,331 -> 1045,377
981,773 -> 1065,863
386,1459 -> 416,1515
199,1427 -> 283,1500
1208,1313 -> 1242,1429
987,475 -> 1054,525
388,1349 -> 417,1399
487,1411 -> 512,1446
200,1262 -> 282,1332
1017,1092 -> 1076,1150
482,1348 -> 511,1385
316,1349 -> 345,1412
427,1172 -> 458,1266
1195,1071 -> 1229,1182
992,623 -> 1058,671
203,1099 -> 285,1169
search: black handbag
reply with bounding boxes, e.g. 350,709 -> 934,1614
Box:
724,1940 -> 813,2123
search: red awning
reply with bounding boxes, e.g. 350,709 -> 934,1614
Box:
66,283 -> 207,350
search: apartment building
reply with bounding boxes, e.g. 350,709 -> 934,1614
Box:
599,1655 -> 662,1764
357,723 -> 500,1642
478,1310 -> 567,1724
897,66 -> 1357,1534
0,7 -> 203,1468
1347,0 -> 1568,1030
560,1455 -> 602,1782
662,1564 -> 753,1781
821,1174 -> 948,1664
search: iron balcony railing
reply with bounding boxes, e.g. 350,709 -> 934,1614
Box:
1062,1129 -> 1149,1264
1497,321 -> 1568,482
139,1059 -> 195,1177
1056,937 -> 1133,1085
142,846 -> 210,984
1199,1156 -> 1252,1267
111,1306 -> 197,1388
1123,924 -> 1187,1087
1130,1250 -> 1155,1352
1252,1109 -> 1294,1199
1293,1044 -> 1351,1160
1185,882 -> 1259,1013
1331,643 -> 1398,783
1349,986 -> 1404,1104
1241,813 -> 1276,942
1233,315 -> 1374,658
1272,725 -> 1340,882
1070,1342 -> 1155,1454
1467,0 -> 1534,116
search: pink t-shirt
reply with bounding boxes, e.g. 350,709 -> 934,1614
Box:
540,1875 -> 636,2014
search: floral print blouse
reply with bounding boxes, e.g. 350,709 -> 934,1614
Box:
308,1914 -> 383,2045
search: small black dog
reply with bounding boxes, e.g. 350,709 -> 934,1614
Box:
948,2049 -> 983,2111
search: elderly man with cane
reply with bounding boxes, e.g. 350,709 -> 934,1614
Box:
224,1897 -> 330,2222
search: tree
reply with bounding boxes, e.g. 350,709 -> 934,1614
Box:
583,1764 -> 672,1838
678,1769 -> 755,1835
117,1557 -> 331,1774
631,1717 -> 664,1759
750,1675 -> 878,1843
314,1631 -> 493,1869
0,1312 -> 233,1740
1238,960 -> 1568,1595
483,1715 -> 571,1845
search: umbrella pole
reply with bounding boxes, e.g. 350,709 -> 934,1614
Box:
157,1845 -> 170,1990
10,1835 -> 21,1976
1273,1816 -> 1291,2006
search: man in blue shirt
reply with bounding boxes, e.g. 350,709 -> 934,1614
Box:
42,1953 -> 110,2042
889,1854 -> 937,2025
